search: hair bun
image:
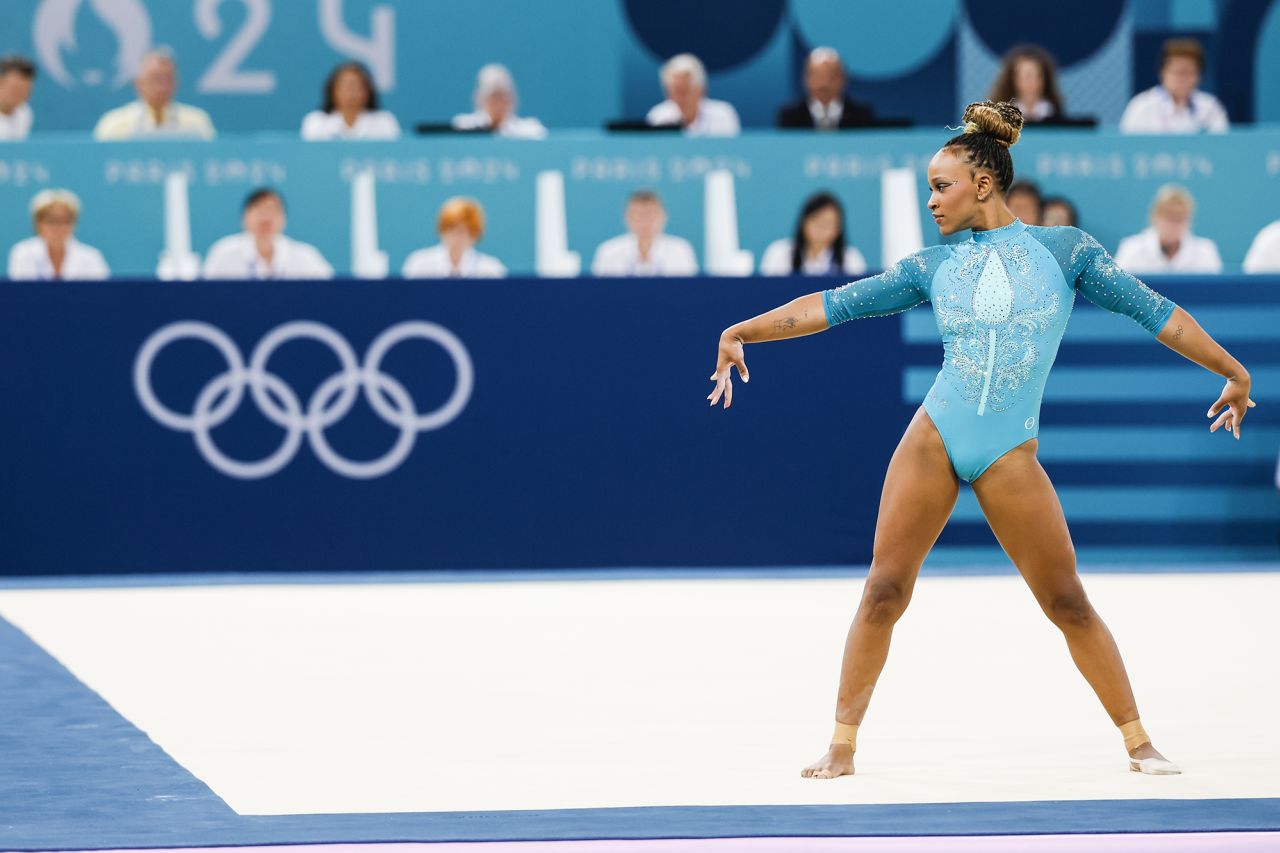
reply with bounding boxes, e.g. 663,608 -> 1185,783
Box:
961,100 -> 1023,147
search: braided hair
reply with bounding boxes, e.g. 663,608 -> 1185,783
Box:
941,100 -> 1024,195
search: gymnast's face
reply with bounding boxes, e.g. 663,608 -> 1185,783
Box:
926,149 -> 989,235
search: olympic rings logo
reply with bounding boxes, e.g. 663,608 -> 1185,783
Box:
134,320 -> 474,480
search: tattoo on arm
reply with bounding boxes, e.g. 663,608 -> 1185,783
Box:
1173,324 -> 1184,342
772,316 -> 798,332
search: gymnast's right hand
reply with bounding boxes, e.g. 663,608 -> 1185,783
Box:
708,331 -> 749,409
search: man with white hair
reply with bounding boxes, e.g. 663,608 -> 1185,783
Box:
93,49 -> 215,140
645,54 -> 740,137
776,47 -> 875,130
451,63 -> 547,139
1114,184 -> 1222,274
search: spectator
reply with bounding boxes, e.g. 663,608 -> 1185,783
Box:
759,191 -> 867,276
1114,184 -> 1222,274
451,64 -> 546,139
1042,196 -> 1078,228
93,50 -> 215,140
1006,181 -> 1043,226
591,189 -> 698,276
646,54 -> 740,137
775,47 -> 874,130
202,188 -> 332,279
1243,219 -> 1280,273
402,197 -> 507,278
0,56 -> 36,141
301,62 -> 400,140
1119,39 -> 1228,134
987,45 -> 1064,123
7,189 -> 109,280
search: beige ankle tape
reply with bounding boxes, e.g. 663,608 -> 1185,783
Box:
831,721 -> 858,750
1119,719 -> 1151,751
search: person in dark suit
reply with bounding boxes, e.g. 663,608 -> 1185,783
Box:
776,47 -> 875,130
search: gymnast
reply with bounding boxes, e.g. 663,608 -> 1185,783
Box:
707,101 -> 1255,778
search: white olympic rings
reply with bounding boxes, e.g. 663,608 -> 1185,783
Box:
134,320 -> 474,479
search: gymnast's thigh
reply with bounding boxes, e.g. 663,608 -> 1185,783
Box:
867,407 -> 961,582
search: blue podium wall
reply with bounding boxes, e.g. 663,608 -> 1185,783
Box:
0,276 -> 1276,575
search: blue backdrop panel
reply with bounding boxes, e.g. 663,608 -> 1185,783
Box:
1,276 -> 1277,576
0,277 -> 904,574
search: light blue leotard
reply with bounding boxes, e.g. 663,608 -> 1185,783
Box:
823,220 -> 1177,482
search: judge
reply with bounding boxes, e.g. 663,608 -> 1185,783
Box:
776,47 -> 874,130
7,189 -> 110,280
591,190 -> 698,277
202,188 -> 333,280
402,197 -> 508,278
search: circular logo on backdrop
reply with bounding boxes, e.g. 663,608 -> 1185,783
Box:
33,0 -> 153,88
134,320 -> 474,480
622,0 -> 786,70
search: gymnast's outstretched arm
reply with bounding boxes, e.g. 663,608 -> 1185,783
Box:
707,292 -> 828,409
1155,306 -> 1255,438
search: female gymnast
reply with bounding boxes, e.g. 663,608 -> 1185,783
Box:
707,101 -> 1255,778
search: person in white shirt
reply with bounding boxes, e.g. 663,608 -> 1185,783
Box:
1114,184 -> 1222,275
988,45 -> 1065,124
202,188 -> 333,280
759,191 -> 866,276
0,56 -> 36,141
301,61 -> 400,141
451,64 -> 547,140
93,50 -> 215,140
7,189 -> 110,280
1119,39 -> 1228,134
402,197 -> 507,278
591,189 -> 699,277
1243,220 -> 1280,273
646,54 -> 740,137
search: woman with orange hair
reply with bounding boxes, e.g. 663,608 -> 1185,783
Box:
402,197 -> 508,278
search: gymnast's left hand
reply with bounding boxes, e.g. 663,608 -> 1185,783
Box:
707,331 -> 749,409
1206,375 -> 1255,440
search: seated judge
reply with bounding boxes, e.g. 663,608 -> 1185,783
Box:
451,64 -> 547,140
645,54 -> 740,137
202,188 -> 333,279
1243,219 -> 1280,273
591,189 -> 698,277
987,44 -> 1065,124
7,189 -> 110,280
301,61 -> 400,140
402,196 -> 508,278
93,50 -> 215,140
776,47 -> 874,130
1114,184 -> 1222,274
759,191 -> 866,276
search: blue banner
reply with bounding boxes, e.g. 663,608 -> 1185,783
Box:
1,276 -> 1276,575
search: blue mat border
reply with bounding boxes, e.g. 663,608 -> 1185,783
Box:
3,800 -> 1280,850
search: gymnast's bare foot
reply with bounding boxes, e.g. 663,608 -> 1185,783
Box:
801,743 -> 854,779
1129,741 -> 1181,774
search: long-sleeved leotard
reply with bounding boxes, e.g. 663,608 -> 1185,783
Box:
824,219 -> 1176,482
